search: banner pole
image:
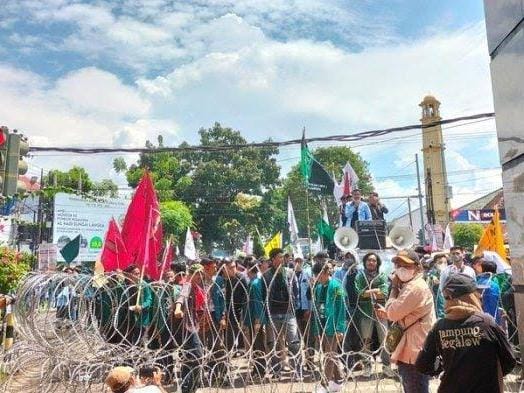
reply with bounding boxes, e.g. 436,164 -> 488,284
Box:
135,207 -> 152,308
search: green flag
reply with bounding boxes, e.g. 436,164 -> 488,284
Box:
316,219 -> 335,242
300,129 -> 313,184
60,234 -> 81,263
300,129 -> 334,195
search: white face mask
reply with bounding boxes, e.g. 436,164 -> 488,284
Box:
436,263 -> 446,272
396,267 -> 415,282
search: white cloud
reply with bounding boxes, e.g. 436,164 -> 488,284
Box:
53,67 -> 150,117
0,3 -> 501,203
0,63 -> 166,181
7,1 -> 393,73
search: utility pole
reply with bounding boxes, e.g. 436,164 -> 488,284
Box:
407,197 -> 413,229
415,154 -> 425,245
36,168 -> 44,256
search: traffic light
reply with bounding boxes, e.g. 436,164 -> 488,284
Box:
2,128 -> 29,197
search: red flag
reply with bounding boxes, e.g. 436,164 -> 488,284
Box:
121,171 -> 163,279
158,237 -> 173,280
100,218 -> 131,272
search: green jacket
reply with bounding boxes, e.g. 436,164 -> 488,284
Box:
354,270 -> 389,319
311,278 -> 346,337
133,281 -> 153,327
151,283 -> 182,333
243,277 -> 267,326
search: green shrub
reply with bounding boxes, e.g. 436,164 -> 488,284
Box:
0,247 -> 32,294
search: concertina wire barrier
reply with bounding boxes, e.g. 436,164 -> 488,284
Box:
1,266 -> 521,393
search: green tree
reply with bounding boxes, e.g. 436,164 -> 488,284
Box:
452,223 -> 484,250
282,146 -> 373,237
160,200 -> 193,240
116,124 -> 282,252
43,167 -> 118,198
113,135 -> 192,202
45,166 -> 93,193
180,123 -> 281,251
92,179 -> 119,198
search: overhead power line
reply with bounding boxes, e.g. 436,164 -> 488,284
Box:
29,112 -> 495,154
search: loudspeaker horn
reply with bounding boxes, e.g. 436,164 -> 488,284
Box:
334,227 -> 359,252
388,225 -> 415,250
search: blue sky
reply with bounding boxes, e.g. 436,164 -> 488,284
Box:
0,0 -> 501,219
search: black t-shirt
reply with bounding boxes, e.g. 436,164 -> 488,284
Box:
415,312 -> 515,393
262,268 -> 298,315
224,273 -> 248,318
350,207 -> 359,229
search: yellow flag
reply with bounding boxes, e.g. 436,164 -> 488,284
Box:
475,209 -> 507,260
264,232 -> 282,258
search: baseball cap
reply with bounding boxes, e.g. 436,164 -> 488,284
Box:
105,366 -> 135,391
442,273 -> 477,299
392,249 -> 420,265
188,263 -> 204,274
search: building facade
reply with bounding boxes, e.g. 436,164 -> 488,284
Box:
484,0 -> 524,365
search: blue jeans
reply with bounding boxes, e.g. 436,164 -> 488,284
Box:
397,362 -> 429,393
266,313 -> 302,374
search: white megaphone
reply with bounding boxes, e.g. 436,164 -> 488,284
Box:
334,227 -> 359,252
388,225 -> 415,250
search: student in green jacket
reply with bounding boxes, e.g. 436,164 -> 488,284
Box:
123,264 -> 153,346
311,260 -> 346,393
354,252 -> 392,377
243,259 -> 267,380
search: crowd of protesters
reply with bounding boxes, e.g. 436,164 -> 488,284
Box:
96,244 -> 518,393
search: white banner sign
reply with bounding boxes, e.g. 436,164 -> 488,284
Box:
53,193 -> 128,262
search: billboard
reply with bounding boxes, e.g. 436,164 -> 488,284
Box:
451,209 -> 506,222
53,193 -> 128,262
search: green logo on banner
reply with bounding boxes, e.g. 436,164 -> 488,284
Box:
90,236 -> 103,249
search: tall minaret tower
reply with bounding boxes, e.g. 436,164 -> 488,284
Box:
420,95 -> 451,228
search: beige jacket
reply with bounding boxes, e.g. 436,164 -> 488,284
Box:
385,274 -> 436,364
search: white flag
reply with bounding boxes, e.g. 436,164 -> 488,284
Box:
334,162 -> 359,206
184,227 -> 197,261
287,197 -> 303,258
242,235 -> 253,255
431,230 -> 438,251
443,224 -> 454,250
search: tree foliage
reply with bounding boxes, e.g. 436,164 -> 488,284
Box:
114,135 -> 192,202
160,200 -> 193,239
452,223 -> 484,250
116,123 -> 282,252
282,146 -> 373,237
43,166 -> 118,198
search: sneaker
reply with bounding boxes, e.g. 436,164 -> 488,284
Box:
382,365 -> 396,378
314,384 -> 329,393
328,380 -> 343,392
